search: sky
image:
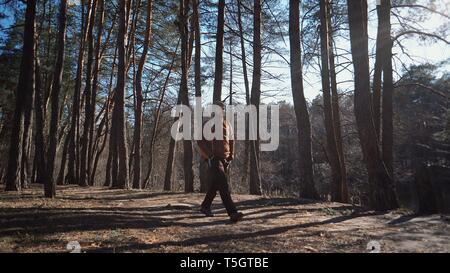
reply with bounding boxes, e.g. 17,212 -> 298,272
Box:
257,0 -> 450,104
1,0 -> 449,104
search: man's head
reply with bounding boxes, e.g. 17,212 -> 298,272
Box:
214,100 -> 226,119
214,100 -> 226,110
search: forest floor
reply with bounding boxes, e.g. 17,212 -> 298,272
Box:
0,185 -> 449,253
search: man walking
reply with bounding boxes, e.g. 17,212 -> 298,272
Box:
197,101 -> 244,223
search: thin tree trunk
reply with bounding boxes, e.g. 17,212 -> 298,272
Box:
249,0 -> 262,195
319,0 -> 343,202
212,0 -> 225,102
104,47 -> 118,187
373,17 -> 383,141
193,0 -> 207,193
56,131 -> 70,185
46,0 -> 68,197
90,103 -> 109,185
67,0 -> 93,185
5,0 -> 36,192
144,41 -> 179,188
380,0 -> 395,180
111,0 -> 130,189
237,0 -> 251,187
34,57 -> 47,187
164,94 -> 182,192
80,0 -> 98,187
229,42 -> 233,105
87,0 -> 105,186
193,0 -> 201,99
327,2 -> 348,203
133,0 -> 153,189
164,137 -> 177,191
20,78 -> 33,189
179,0 -> 194,193
126,0 -> 140,181
289,0 -> 318,199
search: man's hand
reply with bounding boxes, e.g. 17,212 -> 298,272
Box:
226,154 -> 234,163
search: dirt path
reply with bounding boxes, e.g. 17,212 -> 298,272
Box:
0,185 -> 448,253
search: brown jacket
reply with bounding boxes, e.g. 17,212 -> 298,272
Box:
197,120 -> 234,160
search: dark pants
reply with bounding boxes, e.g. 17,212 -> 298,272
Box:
201,157 -> 238,216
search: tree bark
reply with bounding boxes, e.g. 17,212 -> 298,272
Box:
379,0 -> 394,179
103,46 -> 117,187
46,0 -> 68,197
20,73 -> 33,189
346,0 -> 398,210
327,2 -> 348,203
34,57 -> 47,187
66,0 -> 93,185
179,0 -> 194,193
5,0 -> 36,192
111,0 -> 130,189
192,0 -> 207,193
319,0 -> 344,202
80,0 -> 98,187
237,0 -> 251,187
372,7 -> 383,141
145,41 -> 179,188
164,137 -> 177,191
212,0 -> 225,102
289,0 -> 318,199
249,0 -> 262,195
87,0 -> 105,186
133,0 -> 153,189
56,130 -> 70,185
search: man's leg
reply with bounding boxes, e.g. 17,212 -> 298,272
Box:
216,160 -> 238,216
201,164 -> 218,210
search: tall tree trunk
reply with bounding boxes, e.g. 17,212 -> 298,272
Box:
327,2 -> 348,203
346,0 -> 398,210
46,0 -> 68,198
21,27 -> 35,188
133,0 -> 153,189
66,0 -> 93,185
144,41 -> 178,188
87,0 -> 105,186
319,0 -> 343,202
379,0 -> 394,180
372,7 -> 383,141
193,0 -> 201,99
5,0 -> 36,192
212,0 -> 225,102
111,0 -> 130,189
289,0 -> 318,199
229,41 -> 233,105
193,0 -> 207,193
179,0 -> 194,193
249,0 -> 262,195
34,57 -> 47,187
80,0 -> 98,187
104,46 -> 117,187
20,75 -> 33,189
237,0 -> 251,187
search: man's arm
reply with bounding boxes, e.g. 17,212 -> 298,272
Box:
197,139 -> 211,160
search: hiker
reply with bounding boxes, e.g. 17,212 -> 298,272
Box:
197,101 -> 244,223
